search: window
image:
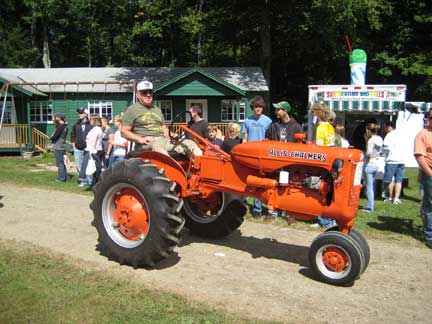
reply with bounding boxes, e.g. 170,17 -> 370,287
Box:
154,100 -> 173,121
30,101 -> 53,123
88,101 -> 113,120
221,99 -> 238,121
238,101 -> 246,121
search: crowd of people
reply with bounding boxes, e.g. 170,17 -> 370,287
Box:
50,107 -> 129,188
49,79 -> 432,248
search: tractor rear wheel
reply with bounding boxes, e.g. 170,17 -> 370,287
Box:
90,158 -> 185,268
308,231 -> 363,286
182,193 -> 247,238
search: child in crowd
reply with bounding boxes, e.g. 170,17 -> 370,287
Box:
109,115 -> 128,167
221,123 -> 241,154
207,125 -> 223,150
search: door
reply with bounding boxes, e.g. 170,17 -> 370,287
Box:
185,99 -> 208,122
0,101 -> 17,145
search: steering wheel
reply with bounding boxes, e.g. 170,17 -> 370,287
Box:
168,111 -> 190,141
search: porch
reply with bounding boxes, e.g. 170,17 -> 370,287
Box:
169,122 -> 232,137
0,124 -> 50,153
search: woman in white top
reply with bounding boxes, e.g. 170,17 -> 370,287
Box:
334,124 -> 350,148
362,123 -> 383,212
109,115 -> 128,167
85,116 -> 104,185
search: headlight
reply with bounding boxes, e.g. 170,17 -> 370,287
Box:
353,162 -> 363,186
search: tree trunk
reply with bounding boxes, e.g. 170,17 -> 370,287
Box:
42,31 -> 51,68
87,36 -> 92,67
259,1 -> 272,91
196,0 -> 204,65
31,11 -> 40,67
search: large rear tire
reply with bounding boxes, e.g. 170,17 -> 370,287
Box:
308,231 -> 363,286
90,158 -> 185,268
182,193 -> 247,238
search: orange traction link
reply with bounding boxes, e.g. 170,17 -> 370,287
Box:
114,189 -> 149,240
321,247 -> 349,272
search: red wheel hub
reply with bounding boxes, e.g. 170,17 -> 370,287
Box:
113,189 -> 149,240
322,247 -> 349,272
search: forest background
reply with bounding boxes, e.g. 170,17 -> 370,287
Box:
1,0 -> 431,115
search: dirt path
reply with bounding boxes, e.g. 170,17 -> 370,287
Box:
0,184 -> 430,324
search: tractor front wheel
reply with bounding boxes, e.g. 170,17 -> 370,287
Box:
308,231 -> 363,286
326,226 -> 370,273
90,158 -> 185,268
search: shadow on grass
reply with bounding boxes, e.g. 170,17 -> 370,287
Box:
367,215 -> 424,242
178,229 -> 309,267
400,194 -> 422,203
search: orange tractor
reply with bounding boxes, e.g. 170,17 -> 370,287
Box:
91,116 -> 368,286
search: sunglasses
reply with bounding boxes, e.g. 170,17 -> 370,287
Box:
139,90 -> 153,96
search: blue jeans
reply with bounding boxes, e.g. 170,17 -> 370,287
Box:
364,164 -> 379,211
78,151 -> 92,185
109,154 -> 125,167
317,216 -> 334,227
421,174 -> 432,242
253,199 -> 277,217
55,150 -> 67,181
73,149 -> 85,173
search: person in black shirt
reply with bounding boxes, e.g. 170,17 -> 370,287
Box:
221,123 -> 242,154
51,112 -> 69,182
71,108 -> 93,182
186,106 -> 208,140
265,101 -> 303,143
265,101 -> 303,224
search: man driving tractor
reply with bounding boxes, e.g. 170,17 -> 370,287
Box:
121,80 -> 202,158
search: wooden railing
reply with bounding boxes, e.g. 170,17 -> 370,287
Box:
168,122 -> 233,137
0,124 -> 28,147
0,124 -> 49,153
32,127 -> 50,153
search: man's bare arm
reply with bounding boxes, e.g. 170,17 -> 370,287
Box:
415,154 -> 432,177
121,125 -> 153,145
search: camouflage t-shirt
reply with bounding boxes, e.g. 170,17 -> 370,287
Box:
122,102 -> 165,138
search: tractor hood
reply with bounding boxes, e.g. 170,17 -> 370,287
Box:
230,140 -> 363,173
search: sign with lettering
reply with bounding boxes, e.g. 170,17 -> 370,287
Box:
268,149 -> 327,162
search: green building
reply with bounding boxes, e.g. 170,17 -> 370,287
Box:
0,66 -> 269,153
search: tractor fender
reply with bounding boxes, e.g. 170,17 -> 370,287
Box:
134,151 -> 188,193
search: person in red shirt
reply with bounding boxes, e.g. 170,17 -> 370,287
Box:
414,109 -> 432,249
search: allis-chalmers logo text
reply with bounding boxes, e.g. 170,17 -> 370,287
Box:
268,149 -> 327,162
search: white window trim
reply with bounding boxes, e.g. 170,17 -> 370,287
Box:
30,101 -> 53,124
221,99 -> 238,122
88,100 -> 113,121
238,101 -> 246,122
154,99 -> 173,122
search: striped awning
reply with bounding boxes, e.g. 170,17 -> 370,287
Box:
324,100 -> 404,112
323,100 -> 431,112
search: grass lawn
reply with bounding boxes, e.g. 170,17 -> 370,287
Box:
0,152 -> 425,243
0,241 -> 271,324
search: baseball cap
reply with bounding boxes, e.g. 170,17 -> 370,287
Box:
54,112 -> 65,120
273,101 -> 291,112
77,107 -> 89,115
137,80 -> 153,91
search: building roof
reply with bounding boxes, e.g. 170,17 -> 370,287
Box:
0,67 -> 268,94
0,73 -> 47,96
